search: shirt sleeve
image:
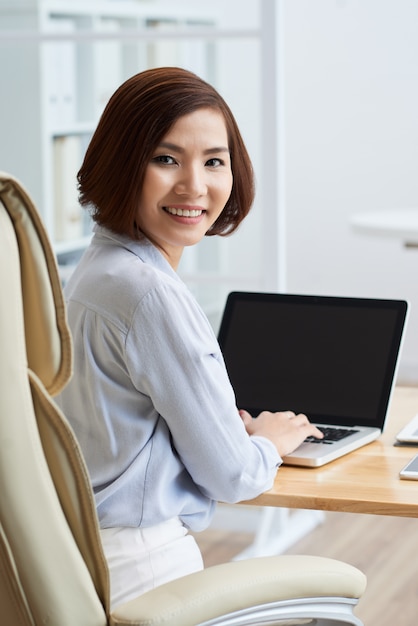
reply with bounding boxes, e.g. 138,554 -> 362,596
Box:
125,279 -> 281,504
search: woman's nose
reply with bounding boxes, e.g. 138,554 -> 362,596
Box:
174,165 -> 207,197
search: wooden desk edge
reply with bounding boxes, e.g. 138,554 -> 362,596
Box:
241,492 -> 418,518
240,386 -> 418,518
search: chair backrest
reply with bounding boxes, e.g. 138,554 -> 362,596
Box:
0,173 -> 109,626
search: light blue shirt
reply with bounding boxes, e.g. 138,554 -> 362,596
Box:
57,226 -> 281,531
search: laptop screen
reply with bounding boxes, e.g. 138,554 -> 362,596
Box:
218,292 -> 408,428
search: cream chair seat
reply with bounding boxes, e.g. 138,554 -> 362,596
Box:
0,172 -> 367,626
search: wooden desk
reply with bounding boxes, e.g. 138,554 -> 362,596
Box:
244,386 -> 418,518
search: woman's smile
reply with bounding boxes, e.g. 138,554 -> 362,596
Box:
163,205 -> 205,220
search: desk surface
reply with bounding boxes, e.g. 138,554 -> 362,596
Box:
243,386 -> 418,517
351,208 -> 418,244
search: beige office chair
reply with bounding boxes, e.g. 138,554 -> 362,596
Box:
0,171 -> 366,626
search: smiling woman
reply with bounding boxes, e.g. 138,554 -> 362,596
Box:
77,67 -> 254,241
56,66 -> 322,609
135,108 -> 233,268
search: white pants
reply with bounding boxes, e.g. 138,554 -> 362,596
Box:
100,518 -> 204,609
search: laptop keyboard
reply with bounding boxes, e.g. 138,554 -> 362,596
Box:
305,426 -> 359,445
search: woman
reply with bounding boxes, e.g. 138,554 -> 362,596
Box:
57,67 -> 322,608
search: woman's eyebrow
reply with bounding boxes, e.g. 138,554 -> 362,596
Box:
157,141 -> 230,155
204,147 -> 230,155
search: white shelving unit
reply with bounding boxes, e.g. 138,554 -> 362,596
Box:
0,0 -> 217,258
0,0 -> 285,317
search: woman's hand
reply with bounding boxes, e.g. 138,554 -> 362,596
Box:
239,409 -> 323,458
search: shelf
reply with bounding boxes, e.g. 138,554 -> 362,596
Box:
54,235 -> 92,257
0,0 -> 218,256
50,122 -> 96,137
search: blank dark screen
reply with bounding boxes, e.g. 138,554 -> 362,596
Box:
218,296 -> 406,427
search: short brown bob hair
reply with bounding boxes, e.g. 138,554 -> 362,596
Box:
78,66 -> 255,239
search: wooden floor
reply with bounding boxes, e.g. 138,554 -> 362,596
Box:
193,510 -> 418,625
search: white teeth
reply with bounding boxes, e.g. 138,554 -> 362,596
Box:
165,207 -> 203,217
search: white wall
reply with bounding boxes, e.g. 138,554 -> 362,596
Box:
283,0 -> 418,383
156,0 -> 418,382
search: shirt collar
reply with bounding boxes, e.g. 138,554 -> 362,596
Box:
92,224 -> 181,282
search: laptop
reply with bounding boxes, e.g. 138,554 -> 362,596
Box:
395,413 -> 418,445
218,292 -> 408,467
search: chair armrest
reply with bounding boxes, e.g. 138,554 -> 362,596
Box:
109,554 -> 366,626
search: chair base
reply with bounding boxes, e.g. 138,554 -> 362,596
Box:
199,596 -> 363,626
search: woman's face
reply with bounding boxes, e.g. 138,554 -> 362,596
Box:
136,107 -> 233,269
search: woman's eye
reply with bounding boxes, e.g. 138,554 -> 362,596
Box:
152,155 -> 176,165
206,157 -> 224,167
